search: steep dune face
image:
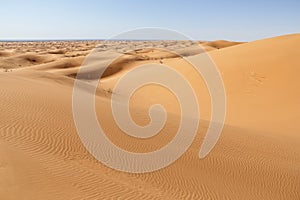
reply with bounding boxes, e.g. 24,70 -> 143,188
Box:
210,34 -> 300,136
0,35 -> 299,199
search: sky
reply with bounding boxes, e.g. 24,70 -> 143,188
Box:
0,0 -> 299,41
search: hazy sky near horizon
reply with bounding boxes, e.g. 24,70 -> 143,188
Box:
0,0 -> 299,41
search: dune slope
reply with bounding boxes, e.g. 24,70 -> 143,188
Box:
0,35 -> 299,199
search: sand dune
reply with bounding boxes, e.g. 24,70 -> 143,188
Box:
210,34 -> 300,135
203,40 -> 244,49
0,35 -> 299,199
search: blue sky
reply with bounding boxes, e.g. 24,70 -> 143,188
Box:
0,0 -> 299,41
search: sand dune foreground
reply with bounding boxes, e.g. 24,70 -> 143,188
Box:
0,35 -> 299,199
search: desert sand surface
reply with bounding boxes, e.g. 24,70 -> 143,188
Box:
0,35 -> 299,199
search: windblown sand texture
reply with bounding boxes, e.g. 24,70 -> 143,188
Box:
0,35 -> 299,199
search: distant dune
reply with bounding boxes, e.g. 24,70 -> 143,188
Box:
203,40 -> 244,49
0,35 -> 299,199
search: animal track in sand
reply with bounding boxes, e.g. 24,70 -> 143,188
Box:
249,71 -> 266,85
